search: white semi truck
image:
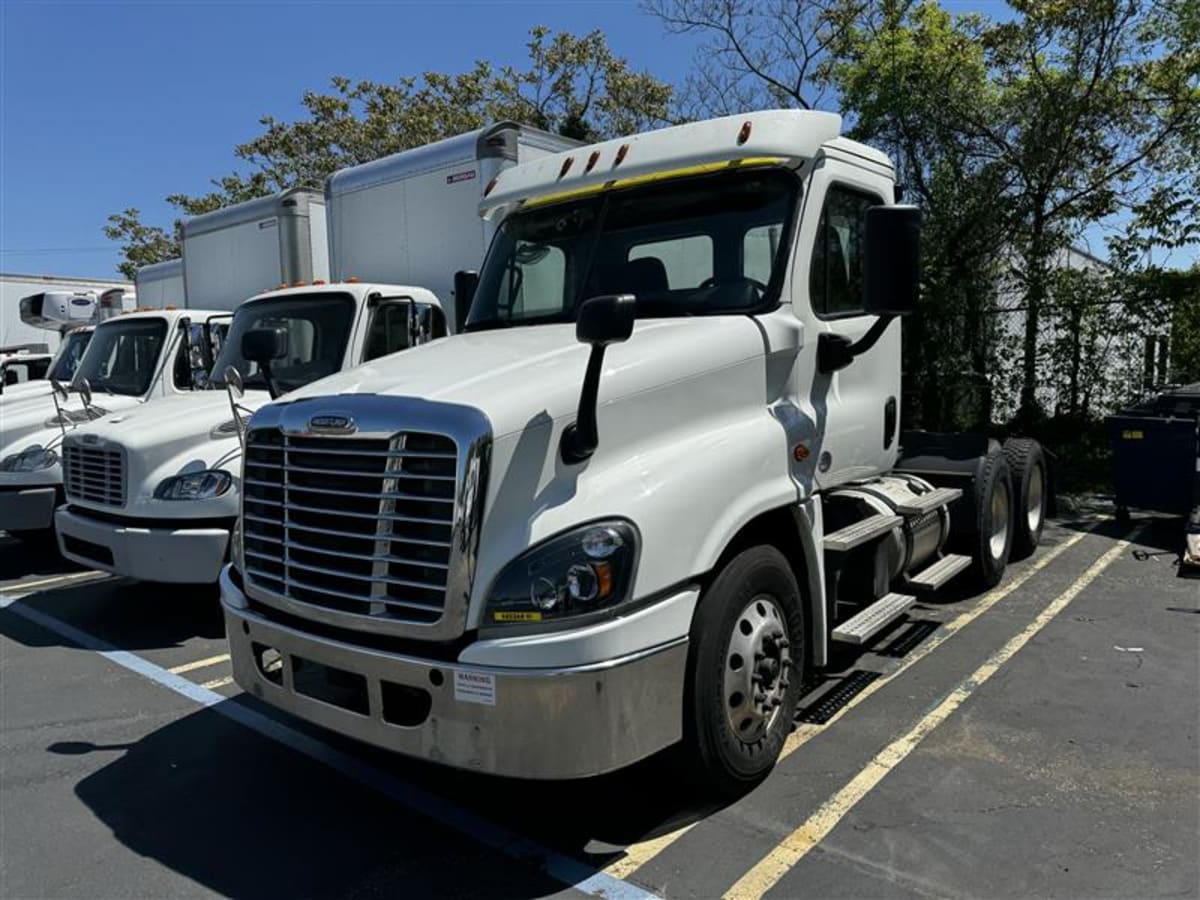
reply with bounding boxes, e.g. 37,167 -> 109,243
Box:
54,123 -> 578,582
216,111 -> 1049,792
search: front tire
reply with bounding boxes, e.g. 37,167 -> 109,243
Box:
682,545 -> 805,798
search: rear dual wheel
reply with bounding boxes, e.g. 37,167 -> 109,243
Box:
969,447 -> 1014,589
682,545 -> 805,798
1003,438 -> 1047,560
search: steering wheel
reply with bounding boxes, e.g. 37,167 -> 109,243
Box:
698,275 -> 768,297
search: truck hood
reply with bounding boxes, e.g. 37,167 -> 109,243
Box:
274,318 -> 769,438
74,390 -> 269,458
0,393 -> 140,457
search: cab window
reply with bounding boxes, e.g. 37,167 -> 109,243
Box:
810,185 -> 882,318
363,299 -> 447,362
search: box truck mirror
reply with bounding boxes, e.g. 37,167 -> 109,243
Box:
863,204 -> 921,317
560,294 -> 636,465
241,327 -> 289,400
453,270 -> 478,334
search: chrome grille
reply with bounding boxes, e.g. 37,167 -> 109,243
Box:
63,444 -> 125,506
241,428 -> 458,625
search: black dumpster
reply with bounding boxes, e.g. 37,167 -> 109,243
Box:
1105,383 -> 1200,519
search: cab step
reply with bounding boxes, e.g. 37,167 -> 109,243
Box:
823,514 -> 902,552
831,592 -> 916,645
894,486 -> 963,516
906,553 -> 972,590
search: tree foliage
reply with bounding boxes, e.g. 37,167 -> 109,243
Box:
106,27 -> 673,279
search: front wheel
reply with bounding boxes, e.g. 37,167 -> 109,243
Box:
681,545 -> 805,798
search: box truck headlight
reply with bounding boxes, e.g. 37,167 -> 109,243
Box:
154,469 -> 232,500
0,447 -> 59,472
483,521 -> 639,626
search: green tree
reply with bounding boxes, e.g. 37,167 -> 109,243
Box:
106,27 -> 673,278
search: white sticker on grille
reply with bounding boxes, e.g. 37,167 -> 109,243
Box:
453,670 -> 496,706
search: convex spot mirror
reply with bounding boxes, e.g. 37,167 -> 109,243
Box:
576,293 -> 636,347
224,366 -> 244,400
51,378 -> 68,404
242,327 -> 289,364
78,378 -> 93,407
863,204 -> 922,317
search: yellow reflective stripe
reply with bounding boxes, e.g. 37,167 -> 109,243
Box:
521,157 -> 787,209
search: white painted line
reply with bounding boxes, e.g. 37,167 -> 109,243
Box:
169,654 -> 231,675
200,675 -> 235,690
602,525 -> 1094,879
723,528 -> 1142,900
0,570 -> 108,602
3,600 -> 660,900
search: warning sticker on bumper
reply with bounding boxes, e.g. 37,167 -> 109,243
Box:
454,670 -> 496,706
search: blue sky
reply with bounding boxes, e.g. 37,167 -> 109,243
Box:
1,1 -> 1188,280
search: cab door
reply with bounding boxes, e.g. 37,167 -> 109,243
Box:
796,157 -> 902,488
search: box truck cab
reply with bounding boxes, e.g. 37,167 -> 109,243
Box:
218,111 -> 1048,792
55,282 -> 443,580
0,307 -> 230,539
54,122 -> 579,583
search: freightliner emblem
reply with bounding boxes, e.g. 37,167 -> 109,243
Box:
308,414 -> 356,435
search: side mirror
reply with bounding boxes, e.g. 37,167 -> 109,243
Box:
560,294 -> 636,464
453,270 -> 478,334
863,204 -> 921,316
241,327 -> 289,364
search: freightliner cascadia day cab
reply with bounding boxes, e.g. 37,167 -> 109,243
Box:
134,258 -> 185,309
0,306 -> 232,540
54,123 -> 579,584
218,110 -> 1048,792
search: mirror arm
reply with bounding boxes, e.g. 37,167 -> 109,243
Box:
259,361 -> 282,400
817,314 -> 895,374
560,344 -> 607,464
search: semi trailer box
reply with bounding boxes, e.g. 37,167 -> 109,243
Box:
326,122 -> 578,329
134,258 -> 184,308
181,188 -> 328,310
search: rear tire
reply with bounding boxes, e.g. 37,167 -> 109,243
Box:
968,449 -> 1013,589
1003,438 -> 1047,560
682,545 -> 805,799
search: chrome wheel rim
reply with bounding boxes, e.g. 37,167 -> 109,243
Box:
1026,464 -> 1045,534
989,478 -> 1011,561
723,595 -> 791,743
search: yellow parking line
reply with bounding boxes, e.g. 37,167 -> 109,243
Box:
201,675 -> 235,690
169,653 -> 231,675
0,570 -> 108,596
723,529 -> 1139,900
602,526 -> 1092,879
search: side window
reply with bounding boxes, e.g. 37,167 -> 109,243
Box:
363,301 -> 413,362
628,235 -> 713,289
810,186 -> 880,317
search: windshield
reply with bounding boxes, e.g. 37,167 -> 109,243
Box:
48,330 -> 93,383
74,318 -> 168,396
210,293 -> 355,394
467,168 -> 799,330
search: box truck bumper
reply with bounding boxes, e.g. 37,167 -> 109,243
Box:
0,486 -> 58,532
220,566 -> 689,779
55,506 -> 231,583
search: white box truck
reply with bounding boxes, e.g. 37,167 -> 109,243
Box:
55,123 -> 579,583
134,258 -> 185,308
217,111 -> 1050,793
182,189 -> 328,310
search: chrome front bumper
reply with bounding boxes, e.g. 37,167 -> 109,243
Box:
220,567 -> 688,779
56,506 -> 231,583
0,486 -> 58,532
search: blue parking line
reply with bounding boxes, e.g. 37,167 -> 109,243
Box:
4,599 -> 661,900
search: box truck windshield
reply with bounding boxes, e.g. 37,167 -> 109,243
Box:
208,292 -> 356,394
467,168 -> 797,330
47,329 -> 93,384
76,318 -> 168,396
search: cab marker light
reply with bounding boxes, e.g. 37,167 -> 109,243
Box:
614,144 -> 629,167
585,150 -> 600,173
558,157 -> 574,179
738,120 -> 752,145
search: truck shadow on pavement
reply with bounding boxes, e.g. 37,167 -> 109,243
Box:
0,579 -> 225,650
61,699 -> 713,898
0,534 -> 85,582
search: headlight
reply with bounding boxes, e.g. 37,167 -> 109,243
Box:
483,520 -> 639,628
154,469 -> 232,500
0,447 -> 59,472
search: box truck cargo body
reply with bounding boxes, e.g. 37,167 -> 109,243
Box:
134,258 -> 184,308
326,122 -> 578,328
181,188 -> 328,310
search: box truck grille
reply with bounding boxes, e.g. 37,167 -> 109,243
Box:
63,444 -> 125,507
241,428 -> 458,625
